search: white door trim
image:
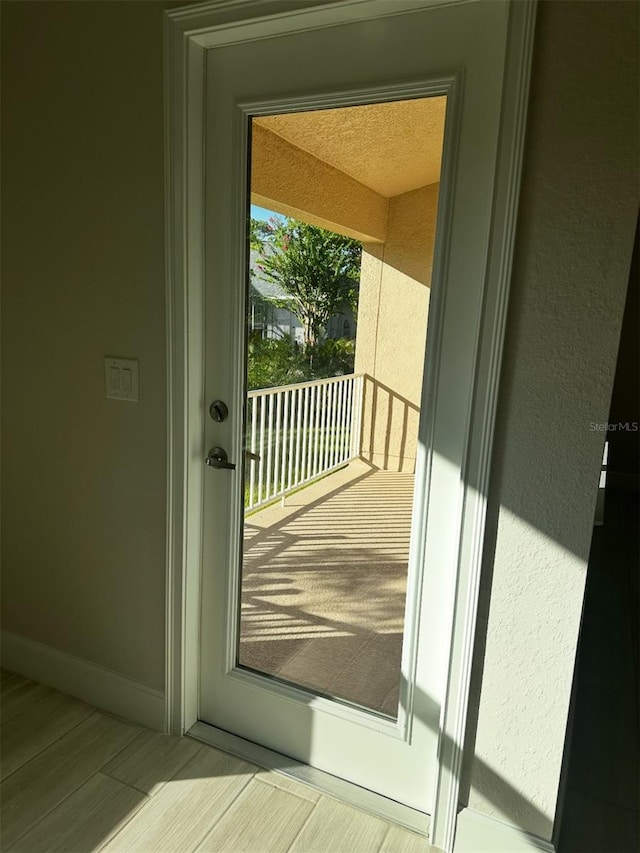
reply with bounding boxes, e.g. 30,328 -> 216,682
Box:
428,3 -> 537,846
163,2 -> 536,850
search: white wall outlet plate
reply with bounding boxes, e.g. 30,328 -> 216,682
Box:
105,357 -> 139,401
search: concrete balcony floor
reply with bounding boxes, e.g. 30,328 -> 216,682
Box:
238,460 -> 415,717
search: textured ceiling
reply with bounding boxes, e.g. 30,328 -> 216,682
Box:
254,96 -> 447,199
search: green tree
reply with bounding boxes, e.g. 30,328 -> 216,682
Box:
249,217 -> 272,249
252,218 -> 361,350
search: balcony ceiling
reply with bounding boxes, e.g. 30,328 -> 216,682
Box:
254,96 -> 446,199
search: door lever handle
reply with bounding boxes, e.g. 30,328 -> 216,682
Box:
205,447 -> 236,470
245,450 -> 261,462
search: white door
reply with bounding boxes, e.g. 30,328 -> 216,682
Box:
198,0 -> 509,816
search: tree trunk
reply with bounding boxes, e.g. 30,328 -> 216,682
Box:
303,319 -> 316,350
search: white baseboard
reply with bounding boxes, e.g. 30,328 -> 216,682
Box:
454,808 -> 556,853
1,630 -> 165,731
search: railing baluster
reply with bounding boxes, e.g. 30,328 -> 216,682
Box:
341,379 -> 348,464
322,383 -> 330,471
353,374 -> 363,459
324,384 -> 331,470
330,380 -> 339,469
281,389 -> 290,498
330,382 -> 335,466
344,379 -> 352,463
335,381 -> 342,466
265,393 -> 274,499
326,382 -> 333,469
249,398 -> 257,508
258,396 -> 265,503
327,382 -> 333,468
345,377 -> 353,462
348,379 -> 354,461
315,384 -> 324,477
336,379 -> 345,465
302,385 -> 311,483
311,383 -> 317,479
274,391 -> 283,498
294,386 -> 303,489
287,389 -> 295,491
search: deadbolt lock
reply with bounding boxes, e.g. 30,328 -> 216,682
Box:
209,400 -> 229,422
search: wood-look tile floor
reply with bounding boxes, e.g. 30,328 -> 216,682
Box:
0,671 -> 433,853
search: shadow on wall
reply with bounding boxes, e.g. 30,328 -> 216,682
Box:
358,375 -> 420,473
236,462 -> 554,836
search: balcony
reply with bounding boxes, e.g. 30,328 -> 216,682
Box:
239,375 -> 415,717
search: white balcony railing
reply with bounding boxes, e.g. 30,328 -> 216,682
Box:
245,373 -> 364,512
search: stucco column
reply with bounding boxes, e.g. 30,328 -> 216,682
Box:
355,183 -> 439,472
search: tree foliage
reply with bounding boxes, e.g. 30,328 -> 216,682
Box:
247,337 -> 355,391
252,218 -> 361,349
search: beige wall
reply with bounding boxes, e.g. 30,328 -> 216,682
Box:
355,184 -> 439,471
462,0 -> 639,839
1,0 -> 638,841
1,1 -> 174,690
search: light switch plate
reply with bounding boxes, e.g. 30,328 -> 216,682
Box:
105,357 -> 139,401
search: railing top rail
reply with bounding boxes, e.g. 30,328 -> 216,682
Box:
247,373 -> 363,399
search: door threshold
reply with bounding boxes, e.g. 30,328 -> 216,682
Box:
187,720 -> 431,837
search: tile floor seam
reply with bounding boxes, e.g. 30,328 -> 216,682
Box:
376,822 -> 394,852
96,767 -> 158,799
95,724 -> 149,776
189,772 -> 258,853
283,795 -> 323,852
92,779 -> 155,853
3,767 -> 101,851
99,738 -> 201,798
0,708 -> 98,783
253,774 -> 318,803
2,715 -> 141,850
7,769 -> 148,853
4,763 -> 134,852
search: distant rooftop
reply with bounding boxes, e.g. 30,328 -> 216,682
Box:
249,249 -> 292,303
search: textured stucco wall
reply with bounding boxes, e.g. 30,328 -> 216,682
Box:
252,123 -> 387,242
355,184 -> 439,471
254,98 -> 446,198
462,0 -> 639,839
1,1 -> 171,690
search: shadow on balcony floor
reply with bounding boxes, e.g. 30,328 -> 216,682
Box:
238,460 -> 414,717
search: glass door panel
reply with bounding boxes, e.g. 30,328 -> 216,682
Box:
237,99 -> 446,719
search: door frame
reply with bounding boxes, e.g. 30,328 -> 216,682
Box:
163,1 -> 537,850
